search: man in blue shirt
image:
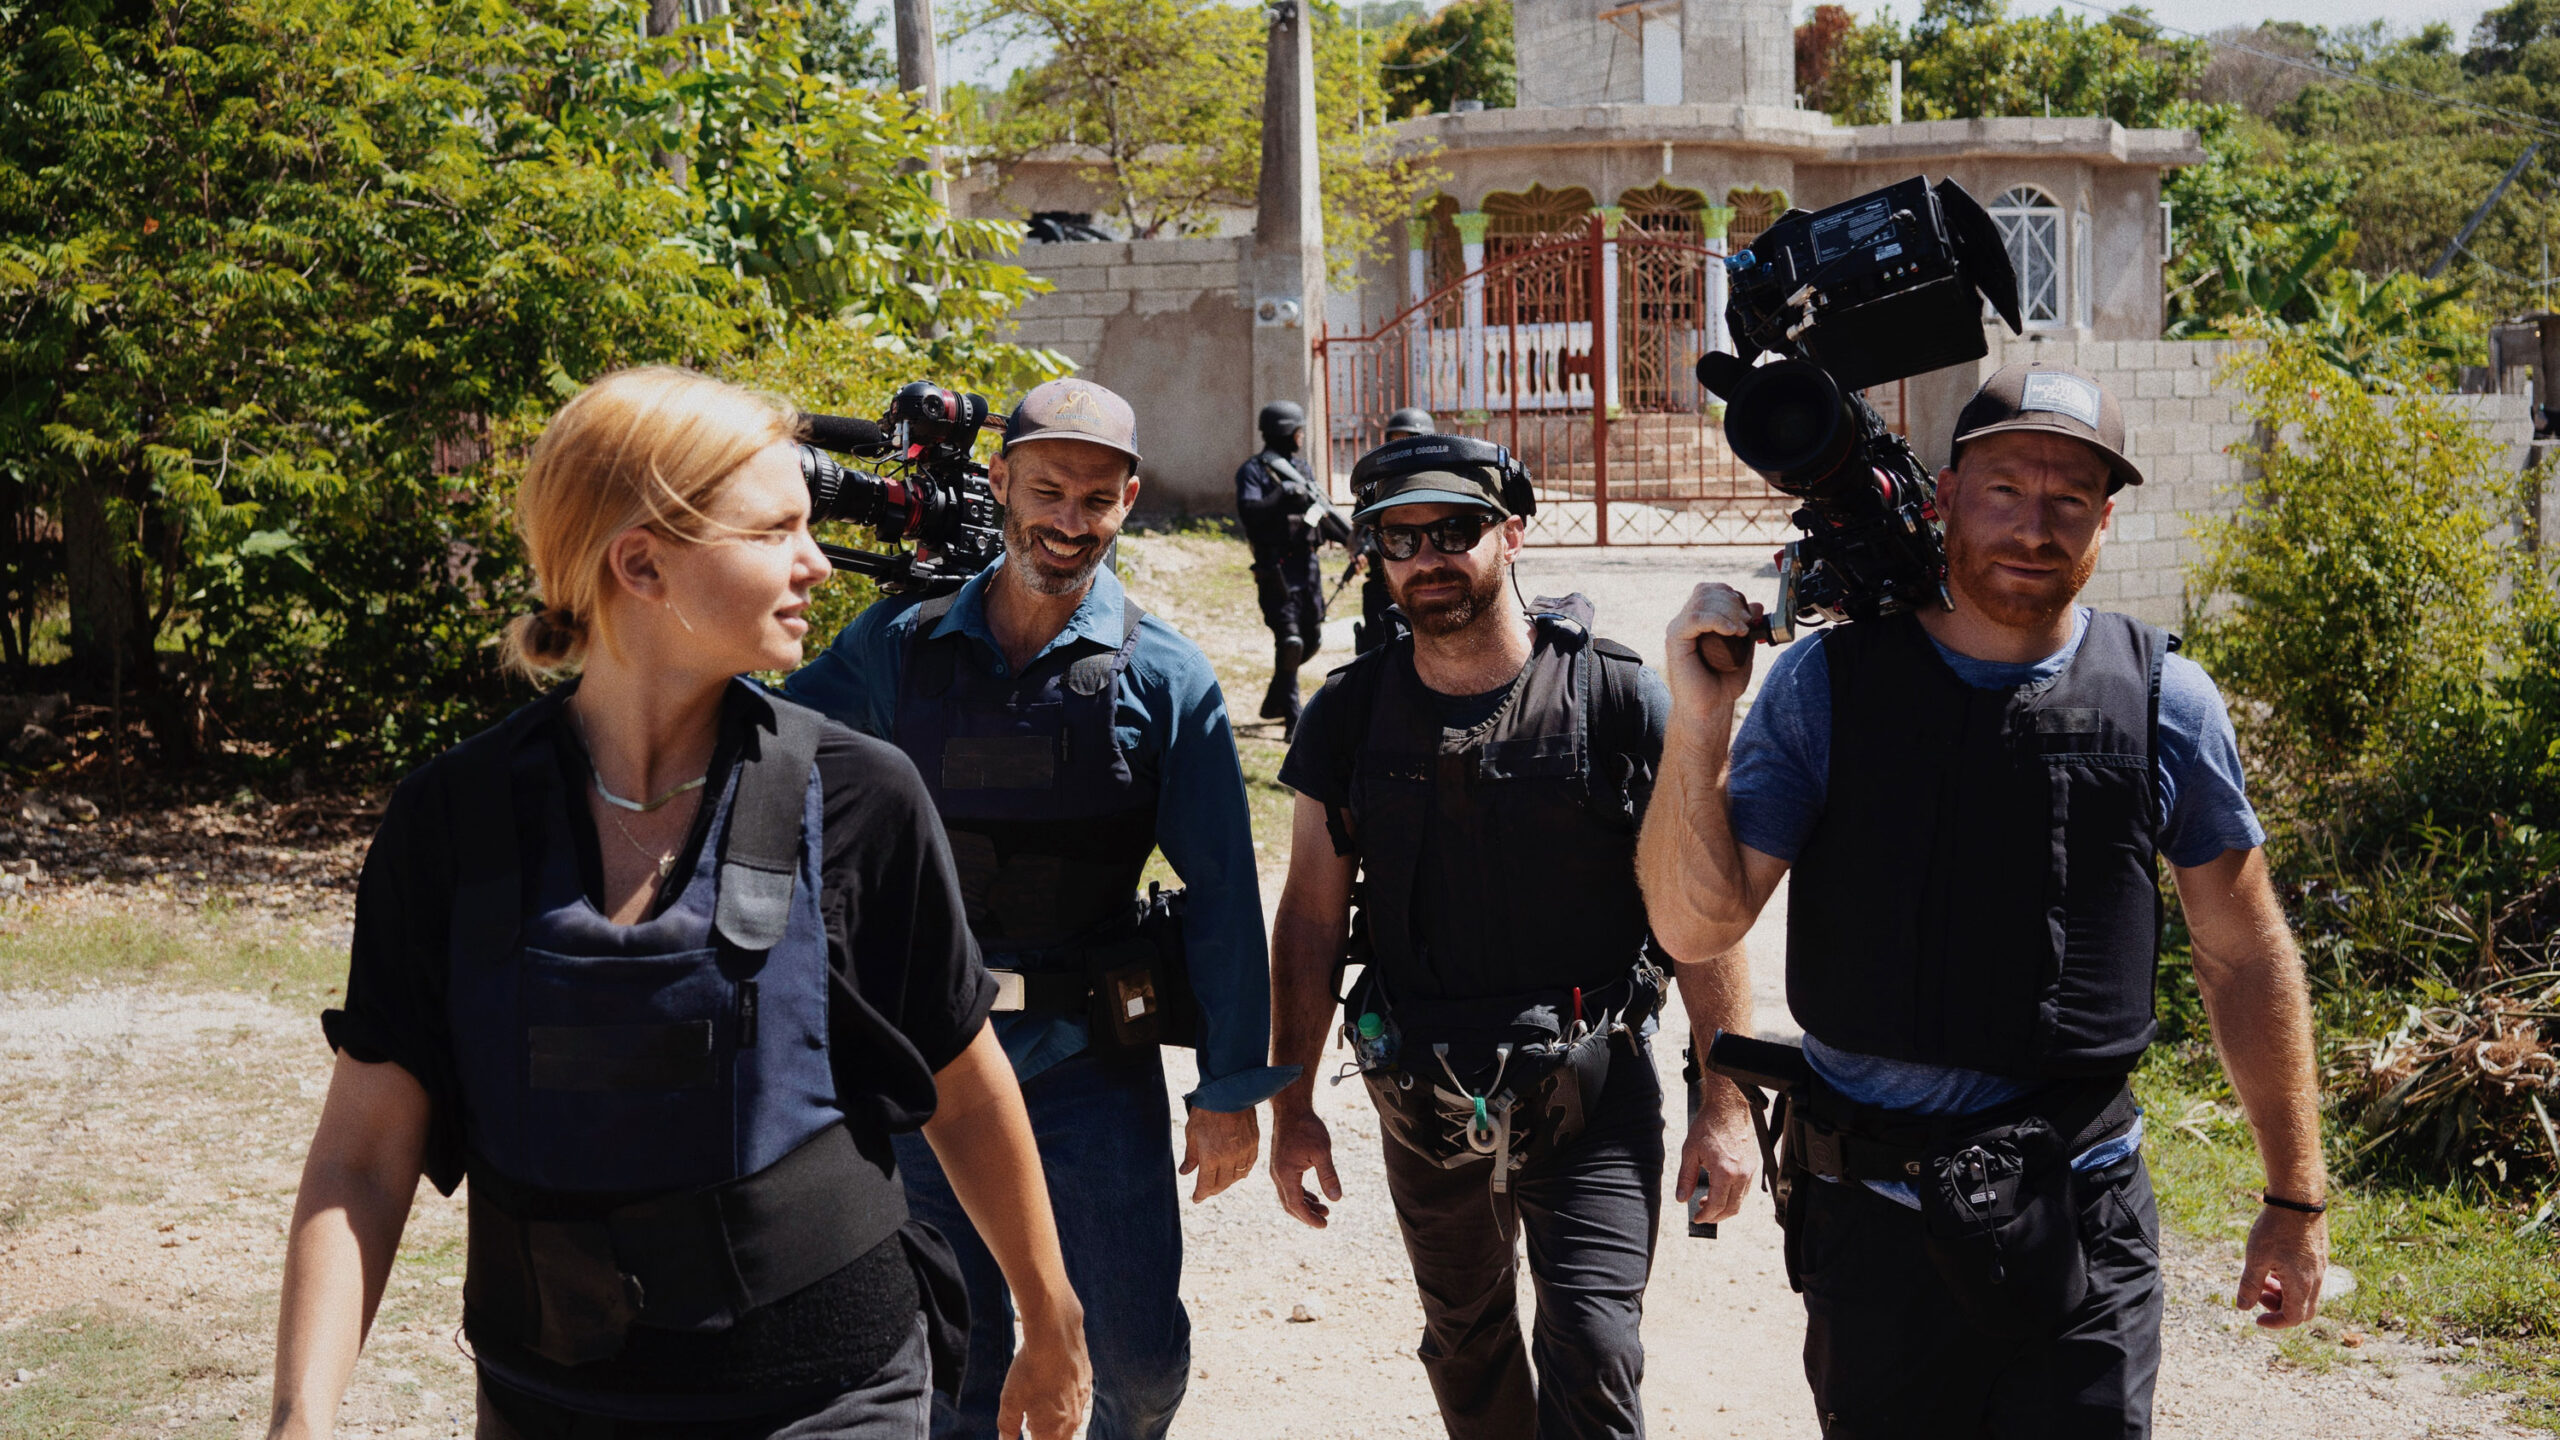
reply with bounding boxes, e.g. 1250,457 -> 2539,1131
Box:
1636,363 -> 2330,1438
788,378 -> 1295,1440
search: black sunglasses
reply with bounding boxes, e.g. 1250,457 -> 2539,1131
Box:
1366,513 -> 1494,561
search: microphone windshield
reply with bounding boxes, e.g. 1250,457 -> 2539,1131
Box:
804,413 -> 889,457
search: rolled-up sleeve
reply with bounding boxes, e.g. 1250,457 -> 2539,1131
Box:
1141,639 -> 1299,1110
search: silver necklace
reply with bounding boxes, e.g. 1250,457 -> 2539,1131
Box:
590,767 -> 707,813
603,800 -> 694,881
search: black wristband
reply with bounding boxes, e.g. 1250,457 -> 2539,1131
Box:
2262,1191 -> 2328,1216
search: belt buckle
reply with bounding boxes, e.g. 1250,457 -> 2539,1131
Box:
1803,1124 -> 1846,1182
989,970 -> 1026,1013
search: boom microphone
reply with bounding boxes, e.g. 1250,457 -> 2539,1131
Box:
802,413 -> 890,458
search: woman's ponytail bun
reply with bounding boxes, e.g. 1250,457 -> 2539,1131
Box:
501,604 -> 589,680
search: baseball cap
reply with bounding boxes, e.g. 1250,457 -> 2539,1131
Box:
1353,468 -> 1507,522
1003,378 -> 1142,466
1953,362 -> 2143,491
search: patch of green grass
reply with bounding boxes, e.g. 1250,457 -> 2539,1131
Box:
0,1305 -> 236,1439
0,911 -> 342,1006
2139,1056 -> 2560,1428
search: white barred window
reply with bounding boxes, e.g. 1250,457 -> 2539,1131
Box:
1990,186 -> 2065,328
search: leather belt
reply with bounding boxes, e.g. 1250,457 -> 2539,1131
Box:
985,968 -> 1096,1015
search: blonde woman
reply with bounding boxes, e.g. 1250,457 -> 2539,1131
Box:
267,368 -> 1090,1440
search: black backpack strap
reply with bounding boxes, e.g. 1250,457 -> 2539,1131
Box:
446,691 -> 572,967
713,689 -> 828,953
1316,644 -> 1394,854
902,591 -> 966,699
1582,636 -> 1653,826
1065,596 -> 1147,697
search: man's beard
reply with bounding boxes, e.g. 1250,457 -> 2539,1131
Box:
1004,512 -> 1104,597
1944,523 -> 2099,630
1394,560 -> 1505,637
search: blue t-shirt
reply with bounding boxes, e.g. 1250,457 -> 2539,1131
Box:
1729,608 -> 2265,1202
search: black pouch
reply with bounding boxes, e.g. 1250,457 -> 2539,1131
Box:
1082,884 -> 1198,1055
1915,1115 -> 2087,1339
1364,1009 -> 1613,1190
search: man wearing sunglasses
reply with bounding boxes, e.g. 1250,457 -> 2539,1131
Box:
1263,437 -> 1754,1439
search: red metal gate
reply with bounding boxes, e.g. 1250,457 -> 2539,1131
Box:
1317,213 -> 1903,546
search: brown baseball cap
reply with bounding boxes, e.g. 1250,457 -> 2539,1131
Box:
1953,362 -> 2143,491
1002,378 -> 1142,466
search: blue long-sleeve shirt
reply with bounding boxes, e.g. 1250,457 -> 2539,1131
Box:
785,557 -> 1297,1112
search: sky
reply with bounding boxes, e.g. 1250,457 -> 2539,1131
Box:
926,0 -> 2504,97
1851,0 -> 2488,34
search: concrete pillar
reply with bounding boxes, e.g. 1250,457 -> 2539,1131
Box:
1455,210 -> 1490,413
1701,205 -> 1735,360
893,0 -> 948,208
1407,216 -> 1432,409
1407,217 -> 1431,310
1597,206 -> 1624,414
1252,0 -> 1328,474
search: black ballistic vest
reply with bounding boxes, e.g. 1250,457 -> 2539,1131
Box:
1343,610 -> 1655,1001
891,591 -> 1156,952
1788,611 -> 2169,1079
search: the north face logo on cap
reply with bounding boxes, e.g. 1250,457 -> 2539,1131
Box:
2019,371 -> 2102,429
1036,384 -> 1105,426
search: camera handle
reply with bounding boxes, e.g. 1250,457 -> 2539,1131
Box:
1690,544 -> 1793,668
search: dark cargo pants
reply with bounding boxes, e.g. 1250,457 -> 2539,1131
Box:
1250,546 -> 1325,652
1377,1043 -> 1664,1440
1799,1153 -> 2164,1439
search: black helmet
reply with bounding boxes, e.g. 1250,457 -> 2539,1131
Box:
1383,407 -> 1435,440
1258,400 -> 1306,449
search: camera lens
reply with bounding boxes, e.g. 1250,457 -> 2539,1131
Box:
1723,360 -> 1855,498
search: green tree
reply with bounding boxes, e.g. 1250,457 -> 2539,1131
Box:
1376,0 -> 1513,118
959,0 -> 1440,279
1796,0 -> 2207,127
796,0 -> 898,84
0,0 -> 1052,767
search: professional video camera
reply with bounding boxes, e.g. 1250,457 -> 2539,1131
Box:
798,382 -> 1005,596
1695,175 -> 2023,642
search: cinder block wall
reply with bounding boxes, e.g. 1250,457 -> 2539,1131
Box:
1005,238 -> 1259,517
1908,337 -> 2539,627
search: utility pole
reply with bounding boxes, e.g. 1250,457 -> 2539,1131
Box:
895,0 -> 950,207
1251,0 -> 1328,483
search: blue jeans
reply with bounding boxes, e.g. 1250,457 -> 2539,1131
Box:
893,1048 -> 1189,1440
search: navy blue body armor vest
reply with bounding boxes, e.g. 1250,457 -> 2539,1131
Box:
891,591 -> 1156,952
1788,611 -> 2169,1079
444,685 -> 907,1371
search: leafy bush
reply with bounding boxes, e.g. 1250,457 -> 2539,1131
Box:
0,0 -> 1058,772
2190,340 -> 2512,767
2186,335 -> 2560,1191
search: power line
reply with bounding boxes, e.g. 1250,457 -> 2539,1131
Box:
2051,0 -> 2560,145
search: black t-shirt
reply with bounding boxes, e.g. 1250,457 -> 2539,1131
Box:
323,684 -> 994,1409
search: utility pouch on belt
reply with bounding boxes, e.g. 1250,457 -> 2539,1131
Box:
1357,966 -> 1659,1193
1085,882 -> 1197,1053
1916,1115 -> 2085,1339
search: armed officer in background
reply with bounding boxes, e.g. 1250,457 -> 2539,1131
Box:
1642,363 -> 2328,1437
1346,408 -> 1435,654
1234,399 -> 1333,730
1265,435 -> 1756,1440
790,378 -> 1297,1440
